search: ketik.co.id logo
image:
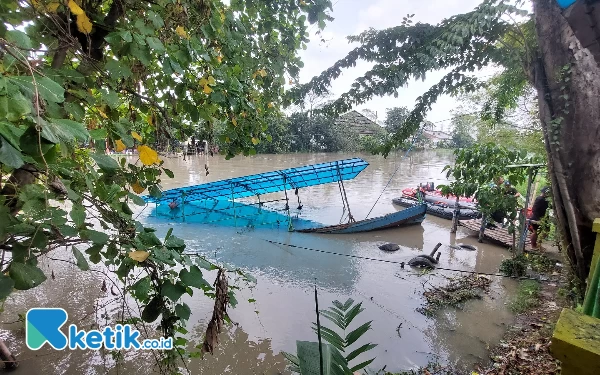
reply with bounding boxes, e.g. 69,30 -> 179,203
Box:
26,308 -> 172,350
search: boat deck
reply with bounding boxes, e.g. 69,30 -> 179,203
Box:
459,218 -> 531,247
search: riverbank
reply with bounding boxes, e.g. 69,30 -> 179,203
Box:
375,248 -> 566,375
475,248 -> 565,375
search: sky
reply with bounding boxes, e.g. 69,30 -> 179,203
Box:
295,0 -> 484,131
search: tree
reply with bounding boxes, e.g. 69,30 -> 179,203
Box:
0,0 -> 332,369
384,106 -> 410,134
288,111 -> 350,152
288,0 -> 600,285
450,113 -> 475,148
255,115 -> 294,154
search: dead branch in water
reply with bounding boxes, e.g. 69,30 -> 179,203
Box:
202,269 -> 229,354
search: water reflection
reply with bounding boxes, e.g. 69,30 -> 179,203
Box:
190,327 -> 290,375
1,151 -> 518,374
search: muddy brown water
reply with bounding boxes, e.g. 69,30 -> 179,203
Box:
1,151 -> 517,374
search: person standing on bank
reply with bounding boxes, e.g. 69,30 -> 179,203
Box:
529,186 -> 551,249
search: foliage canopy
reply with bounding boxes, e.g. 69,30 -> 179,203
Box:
0,0 -> 332,370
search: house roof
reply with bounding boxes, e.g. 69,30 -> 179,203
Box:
424,131 -> 451,141
335,110 -> 384,135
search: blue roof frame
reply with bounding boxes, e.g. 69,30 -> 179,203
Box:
143,157 -> 369,204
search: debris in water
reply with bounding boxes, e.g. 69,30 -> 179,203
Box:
417,274 -> 491,316
379,243 -> 400,252
202,268 -> 229,354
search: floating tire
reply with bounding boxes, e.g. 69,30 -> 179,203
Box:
414,254 -> 438,264
408,257 -> 436,269
392,197 -> 481,221
379,243 -> 400,252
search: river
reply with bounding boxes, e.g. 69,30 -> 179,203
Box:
0,150 -> 517,374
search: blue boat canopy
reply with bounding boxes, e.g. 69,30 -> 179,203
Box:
143,158 -> 369,204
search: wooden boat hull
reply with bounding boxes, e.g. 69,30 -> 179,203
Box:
392,197 -> 481,220
296,204 -> 427,234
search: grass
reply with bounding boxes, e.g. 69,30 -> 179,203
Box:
509,280 -> 541,313
499,253 -> 557,277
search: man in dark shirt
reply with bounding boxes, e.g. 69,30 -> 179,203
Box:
529,186 -> 550,249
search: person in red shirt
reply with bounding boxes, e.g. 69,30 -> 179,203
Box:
529,187 -> 550,249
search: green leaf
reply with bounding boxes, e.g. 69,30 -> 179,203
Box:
141,295 -> 162,322
131,276 -> 152,300
70,204 -> 86,227
138,231 -> 162,247
149,185 -> 162,199
195,256 -> 216,270
319,309 -> 345,329
128,192 -> 146,206
131,43 -> 152,66
9,262 -> 47,290
47,119 -> 90,142
161,280 -> 186,301
91,153 -> 120,172
6,30 -> 31,49
10,76 -> 65,103
175,303 -> 191,320
0,121 -> 24,150
89,129 -> 108,140
0,136 -> 24,168
349,358 -> 375,373
105,60 -> 132,79
64,102 -> 86,121
345,343 -> 377,362
313,325 -> 345,351
163,168 -> 174,178
343,302 -> 364,328
296,341 -> 333,375
345,321 -> 372,347
81,229 -> 109,245
121,31 -> 133,42
146,37 -> 165,52
0,274 -> 15,299
2,92 -> 31,121
164,235 -> 185,250
179,266 -> 211,290
102,89 -> 119,109
72,246 -> 90,271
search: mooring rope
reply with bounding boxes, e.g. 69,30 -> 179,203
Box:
264,239 -> 553,282
365,127 -> 424,219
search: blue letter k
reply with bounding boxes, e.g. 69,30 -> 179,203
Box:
26,308 -> 68,350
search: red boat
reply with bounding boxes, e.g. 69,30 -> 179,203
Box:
402,182 -> 476,207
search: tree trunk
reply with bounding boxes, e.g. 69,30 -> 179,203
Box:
0,339 -> 17,369
532,0 -> 600,285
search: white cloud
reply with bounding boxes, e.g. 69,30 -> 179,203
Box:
295,0 -> 487,129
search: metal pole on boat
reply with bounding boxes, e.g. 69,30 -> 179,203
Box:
181,191 -> 186,222
231,186 -> 237,228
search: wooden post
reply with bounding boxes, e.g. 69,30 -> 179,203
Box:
478,217 -> 486,243
517,168 -> 535,253
0,339 -> 18,369
450,195 -> 459,233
